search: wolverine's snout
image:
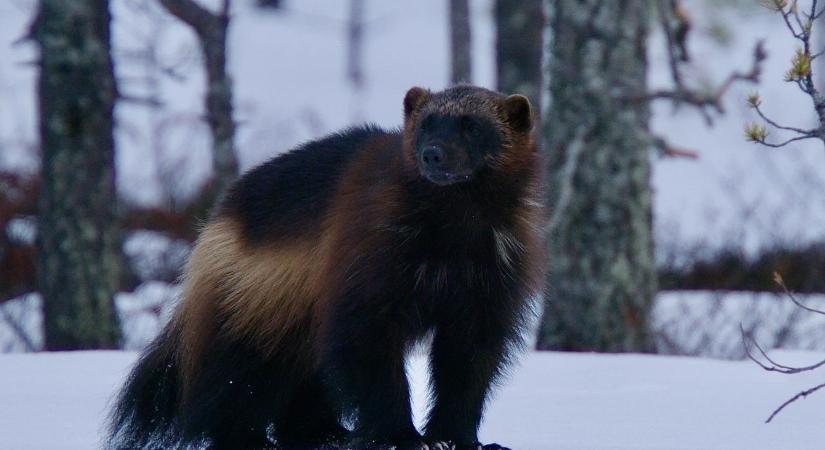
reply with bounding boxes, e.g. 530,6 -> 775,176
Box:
417,143 -> 473,186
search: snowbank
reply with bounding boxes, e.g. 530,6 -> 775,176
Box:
1,350 -> 824,449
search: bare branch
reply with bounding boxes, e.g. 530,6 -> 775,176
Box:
774,272 -> 825,315
741,324 -> 825,374
749,133 -> 818,148
741,268 -> 825,422
752,0 -> 825,149
0,304 -> 36,352
623,40 -> 765,125
652,135 -> 698,159
752,103 -> 814,134
118,93 -> 165,108
766,382 -> 825,423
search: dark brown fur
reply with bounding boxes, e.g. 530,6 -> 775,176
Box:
108,85 -> 545,450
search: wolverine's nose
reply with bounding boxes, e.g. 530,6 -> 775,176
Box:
420,145 -> 445,170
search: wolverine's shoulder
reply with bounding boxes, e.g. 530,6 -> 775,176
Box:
218,125 -> 397,242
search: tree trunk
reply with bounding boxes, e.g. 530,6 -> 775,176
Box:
536,0 -> 657,353
33,0 -> 123,350
159,0 -> 238,198
347,0 -> 365,123
448,0 -> 472,84
494,0 -> 544,117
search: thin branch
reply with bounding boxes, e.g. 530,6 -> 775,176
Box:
750,133 -> 818,148
753,103 -> 813,134
657,0 -> 683,87
118,93 -> 165,108
624,41 -> 765,125
0,305 -> 36,352
741,324 -> 825,374
755,0 -> 825,148
741,267 -> 825,423
774,272 -> 825,315
766,382 -> 825,423
652,135 -> 698,159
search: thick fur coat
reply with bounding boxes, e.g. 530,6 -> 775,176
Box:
108,85 -> 545,450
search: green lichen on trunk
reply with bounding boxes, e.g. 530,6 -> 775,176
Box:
536,0 -> 657,353
34,0 -> 123,350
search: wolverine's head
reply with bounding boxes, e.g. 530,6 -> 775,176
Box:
402,85 -> 533,186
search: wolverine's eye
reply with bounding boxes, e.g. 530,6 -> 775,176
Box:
420,115 -> 434,131
461,116 -> 479,136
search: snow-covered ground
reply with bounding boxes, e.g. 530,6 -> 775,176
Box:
2,2 -> 824,447
1,350 -> 824,450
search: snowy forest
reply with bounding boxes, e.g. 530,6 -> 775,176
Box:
2,0 -> 825,449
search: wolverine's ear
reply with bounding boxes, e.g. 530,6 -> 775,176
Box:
404,86 -> 430,118
503,94 -> 533,133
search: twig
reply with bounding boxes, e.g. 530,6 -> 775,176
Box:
741,268 -> 825,423
752,103 -> 814,134
774,272 -> 825,315
750,134 -> 818,148
652,135 -> 699,159
750,0 -> 825,148
765,382 -> 825,423
641,41 -> 765,114
119,93 -> 165,108
741,324 -> 825,374
0,304 -> 36,352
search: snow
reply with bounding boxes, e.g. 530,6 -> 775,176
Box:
0,283 -> 180,352
653,291 -> 825,358
2,2 -> 824,447
1,350 -> 824,449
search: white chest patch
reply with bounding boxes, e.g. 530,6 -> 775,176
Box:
493,228 -> 525,270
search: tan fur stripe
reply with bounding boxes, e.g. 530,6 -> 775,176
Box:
173,218 -> 328,396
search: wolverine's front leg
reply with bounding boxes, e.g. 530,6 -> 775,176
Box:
321,290 -> 425,449
424,308 -> 518,450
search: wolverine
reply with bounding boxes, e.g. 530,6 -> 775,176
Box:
108,85 -> 545,450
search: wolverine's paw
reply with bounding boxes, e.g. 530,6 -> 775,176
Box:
347,437 -> 435,450
390,439 -> 445,450
455,443 -> 511,450
425,440 -> 455,450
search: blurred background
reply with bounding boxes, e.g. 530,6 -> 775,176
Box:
1,0 -> 824,360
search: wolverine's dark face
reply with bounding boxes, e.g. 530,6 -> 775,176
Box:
403,86 -> 532,186
413,111 -> 501,185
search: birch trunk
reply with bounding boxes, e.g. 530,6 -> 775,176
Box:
536,0 -> 657,353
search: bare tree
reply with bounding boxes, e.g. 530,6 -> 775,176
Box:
32,0 -> 124,349
347,0 -> 365,123
495,0 -> 543,118
536,0 -> 763,352
536,0 -> 657,352
448,0 -> 471,85
158,0 -> 239,198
